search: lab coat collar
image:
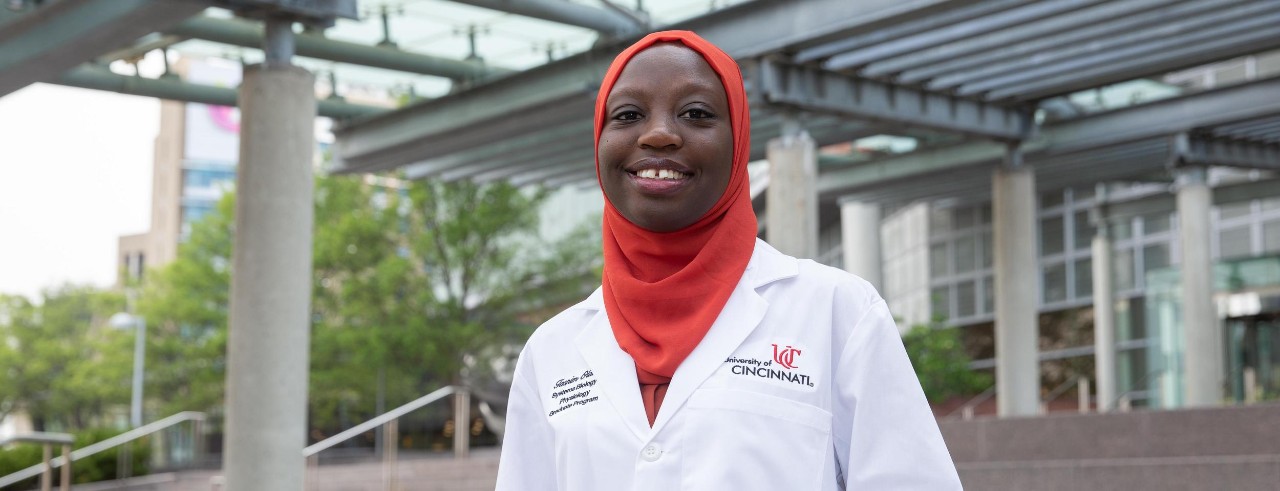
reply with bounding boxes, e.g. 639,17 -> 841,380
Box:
573,239 -> 798,439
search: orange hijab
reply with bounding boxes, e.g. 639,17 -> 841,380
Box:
594,31 -> 756,423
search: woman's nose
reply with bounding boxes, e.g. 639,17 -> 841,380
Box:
637,116 -> 682,150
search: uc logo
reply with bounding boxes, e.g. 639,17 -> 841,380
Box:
772,344 -> 802,370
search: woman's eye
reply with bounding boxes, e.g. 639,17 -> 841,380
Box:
614,110 -> 641,121
684,108 -> 714,119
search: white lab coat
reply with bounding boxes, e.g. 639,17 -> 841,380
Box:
496,239 -> 961,490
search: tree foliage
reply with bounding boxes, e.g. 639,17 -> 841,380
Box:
0,287 -> 130,430
135,174 -> 600,431
902,323 -> 992,403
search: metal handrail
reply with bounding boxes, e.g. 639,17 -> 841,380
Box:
302,385 -> 458,457
1106,368 -> 1165,411
1040,376 -> 1091,414
946,385 -> 996,420
0,411 -> 206,488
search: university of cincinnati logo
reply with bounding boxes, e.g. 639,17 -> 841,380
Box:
723,343 -> 814,388
772,344 -> 801,370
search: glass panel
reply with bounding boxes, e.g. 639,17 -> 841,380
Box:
1113,217 -> 1134,241
979,204 -> 992,225
1142,212 -> 1171,235
955,236 -> 977,274
1218,226 -> 1252,259
1075,258 -> 1093,298
1043,262 -> 1068,303
1144,243 -> 1171,275
1041,190 -> 1065,210
930,243 -> 950,277
1074,210 -> 1092,251
931,286 -> 951,321
981,231 -> 994,269
1264,220 -> 1280,254
982,275 -> 994,314
1218,202 -> 1252,221
955,207 -> 977,230
1041,216 -> 1065,256
1074,186 -> 1095,204
930,207 -> 952,234
1261,197 -> 1280,211
957,280 -> 976,318
1115,247 -> 1135,291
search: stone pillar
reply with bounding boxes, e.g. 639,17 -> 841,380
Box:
223,18 -> 316,491
766,118 -> 818,258
1090,185 -> 1117,412
840,199 -> 882,291
1177,166 -> 1222,407
992,146 -> 1040,417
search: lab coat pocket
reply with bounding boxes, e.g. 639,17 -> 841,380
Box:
683,388 -> 832,491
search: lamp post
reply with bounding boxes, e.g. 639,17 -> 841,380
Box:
109,312 -> 146,428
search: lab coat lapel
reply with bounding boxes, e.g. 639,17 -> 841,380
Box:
649,241 -> 793,434
574,304 -> 651,441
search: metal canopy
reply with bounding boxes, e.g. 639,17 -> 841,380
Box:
0,0 -> 208,97
822,77 -> 1280,206
331,0 -> 1280,196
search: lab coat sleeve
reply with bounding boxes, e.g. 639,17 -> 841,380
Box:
833,296 -> 962,490
495,350 -> 559,491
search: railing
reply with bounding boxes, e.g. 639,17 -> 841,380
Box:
302,385 -> 470,491
1040,376 -> 1091,414
0,411 -> 205,489
1106,369 -> 1165,412
947,386 -> 996,420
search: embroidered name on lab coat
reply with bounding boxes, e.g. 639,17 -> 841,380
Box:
548,369 -> 599,417
724,343 -> 816,390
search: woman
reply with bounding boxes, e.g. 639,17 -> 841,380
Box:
496,31 -> 960,490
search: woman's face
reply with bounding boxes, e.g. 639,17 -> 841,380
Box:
598,43 -> 734,233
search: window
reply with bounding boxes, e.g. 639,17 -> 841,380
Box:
1143,243 -> 1171,274
1075,258 -> 1093,298
1041,216 -> 1065,256
931,286 -> 951,320
955,236 -> 977,274
1264,220 -> 1280,254
957,280 -> 976,318
1073,211 -> 1093,250
1218,226 -> 1252,259
1219,202 -> 1252,221
1142,212 -> 1171,235
1043,262 -> 1068,304
930,243 -> 949,277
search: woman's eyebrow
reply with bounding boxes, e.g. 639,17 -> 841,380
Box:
608,82 -> 723,101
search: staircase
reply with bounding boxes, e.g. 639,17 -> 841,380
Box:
60,449 -> 500,491
939,402 -> 1280,490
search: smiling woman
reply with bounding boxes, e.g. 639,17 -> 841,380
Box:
496,31 -> 960,491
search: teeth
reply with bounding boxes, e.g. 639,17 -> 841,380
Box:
636,169 -> 686,180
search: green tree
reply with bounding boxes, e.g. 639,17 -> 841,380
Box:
0,286 -> 130,430
902,323 -> 992,403
134,173 -> 601,432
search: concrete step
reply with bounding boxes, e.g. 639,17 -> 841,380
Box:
55,449 -> 501,491
957,455 -> 1280,491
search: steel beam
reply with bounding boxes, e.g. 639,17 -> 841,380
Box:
1184,136 -> 1280,170
167,16 -> 506,81
333,0 -> 972,174
820,77 -> 1280,196
0,0 -> 209,97
929,1 -> 1278,92
403,122 -> 591,179
449,0 -> 644,37
823,0 -> 1106,71
792,0 -> 1025,63
987,23 -> 1280,101
55,64 -> 385,120
752,59 -> 1030,142
879,0 -> 1207,82
960,9 -> 1280,97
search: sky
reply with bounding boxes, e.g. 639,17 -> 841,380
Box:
0,84 -> 157,301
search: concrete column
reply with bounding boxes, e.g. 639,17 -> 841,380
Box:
223,19 -> 316,490
992,147 -> 1040,417
840,199 -> 882,291
1090,186 -> 1117,412
766,119 -> 818,258
1176,166 -> 1222,407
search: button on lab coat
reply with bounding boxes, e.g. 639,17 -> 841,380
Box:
496,239 -> 961,490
